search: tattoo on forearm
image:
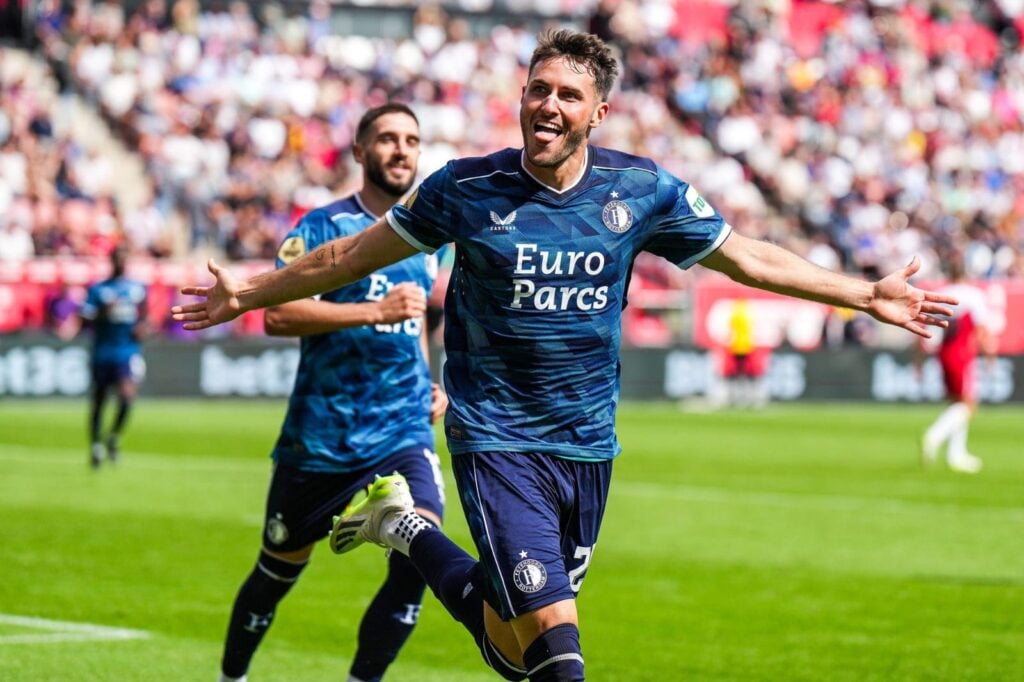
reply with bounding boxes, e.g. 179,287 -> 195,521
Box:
331,244 -> 337,268
316,249 -> 325,261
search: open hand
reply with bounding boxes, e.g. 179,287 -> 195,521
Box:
868,257 -> 958,338
170,259 -> 244,331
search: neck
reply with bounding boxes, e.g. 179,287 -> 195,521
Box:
521,147 -> 589,192
356,184 -> 403,218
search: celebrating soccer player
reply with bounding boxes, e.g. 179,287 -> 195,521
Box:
216,103 -> 448,682
177,31 -> 956,682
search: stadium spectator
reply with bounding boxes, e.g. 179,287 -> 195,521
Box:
919,252 -> 1000,473
0,211 -> 35,261
172,30 -> 957,682
11,0 -> 1024,345
216,104 -> 449,682
61,246 -> 148,469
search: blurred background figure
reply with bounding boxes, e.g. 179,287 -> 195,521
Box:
61,247 -> 148,468
918,253 -> 1000,473
719,298 -> 770,408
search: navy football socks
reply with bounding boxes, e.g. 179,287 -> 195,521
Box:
349,550 -> 427,682
523,623 -> 584,681
409,528 -> 527,680
409,528 -> 485,632
220,551 -> 306,679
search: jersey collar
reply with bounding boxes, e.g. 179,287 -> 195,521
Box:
518,147 -> 594,203
353,191 -> 379,220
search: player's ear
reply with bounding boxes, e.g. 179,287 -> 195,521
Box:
353,142 -> 365,165
589,101 -> 609,129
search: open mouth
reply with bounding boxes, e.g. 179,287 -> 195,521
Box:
533,121 -> 562,143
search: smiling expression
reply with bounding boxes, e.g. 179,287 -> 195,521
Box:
519,57 -> 609,189
356,112 -> 421,198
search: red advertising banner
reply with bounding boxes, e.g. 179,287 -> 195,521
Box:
1,257 -> 274,336
692,274 -> 1024,354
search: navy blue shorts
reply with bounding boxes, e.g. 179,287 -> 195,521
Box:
92,355 -> 145,389
452,451 -> 613,621
262,445 -> 446,553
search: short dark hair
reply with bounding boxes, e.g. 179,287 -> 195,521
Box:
528,29 -> 619,101
355,103 -> 419,144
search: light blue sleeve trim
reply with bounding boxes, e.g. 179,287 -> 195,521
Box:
386,210 -> 438,254
678,222 -> 732,270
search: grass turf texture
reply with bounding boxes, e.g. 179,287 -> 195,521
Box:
1,400 -> 1021,681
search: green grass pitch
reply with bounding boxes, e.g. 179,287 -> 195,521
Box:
1,400 -> 1021,681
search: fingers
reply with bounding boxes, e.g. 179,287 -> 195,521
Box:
170,302 -> 207,315
904,322 -> 932,339
179,286 -> 209,297
915,313 -> 948,328
173,310 -> 210,322
183,320 -> 214,331
429,383 -> 449,423
919,301 -> 954,317
208,258 -> 221,276
924,291 -> 959,305
903,256 -> 920,278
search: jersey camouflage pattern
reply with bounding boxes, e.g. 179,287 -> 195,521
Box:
388,146 -> 730,461
273,194 -> 439,473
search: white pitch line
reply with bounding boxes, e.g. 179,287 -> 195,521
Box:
0,614 -> 150,646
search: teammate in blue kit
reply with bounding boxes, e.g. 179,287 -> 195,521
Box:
216,103 -> 449,682
66,246 -> 148,469
176,31 -> 957,682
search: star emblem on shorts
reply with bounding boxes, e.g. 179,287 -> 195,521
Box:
610,191 -> 619,198
519,550 -> 528,559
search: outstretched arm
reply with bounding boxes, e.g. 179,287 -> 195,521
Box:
264,282 -> 427,337
172,220 -> 418,330
701,232 -> 957,338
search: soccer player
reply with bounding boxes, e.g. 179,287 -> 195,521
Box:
175,31 -> 956,682
919,254 -> 998,474
64,246 -> 148,469
216,103 -> 449,682
719,298 -> 769,408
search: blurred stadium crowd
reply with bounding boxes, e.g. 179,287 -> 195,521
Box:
1,0 -> 1023,342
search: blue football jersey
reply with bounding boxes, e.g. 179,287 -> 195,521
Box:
272,194 -> 438,473
387,146 -> 730,461
80,277 -> 147,364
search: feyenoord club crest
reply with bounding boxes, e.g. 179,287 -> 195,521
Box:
602,200 -> 633,233
266,516 -> 289,545
512,558 -> 547,593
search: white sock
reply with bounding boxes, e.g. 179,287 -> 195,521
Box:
925,402 -> 969,447
218,674 -> 246,682
382,511 -> 431,556
347,676 -> 367,682
947,422 -> 971,462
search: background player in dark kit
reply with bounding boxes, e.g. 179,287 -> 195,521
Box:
177,32 -> 957,682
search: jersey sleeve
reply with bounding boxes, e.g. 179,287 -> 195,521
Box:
642,168 -> 731,269
964,287 -> 996,333
274,209 -> 332,271
79,285 -> 101,320
385,165 -> 459,254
